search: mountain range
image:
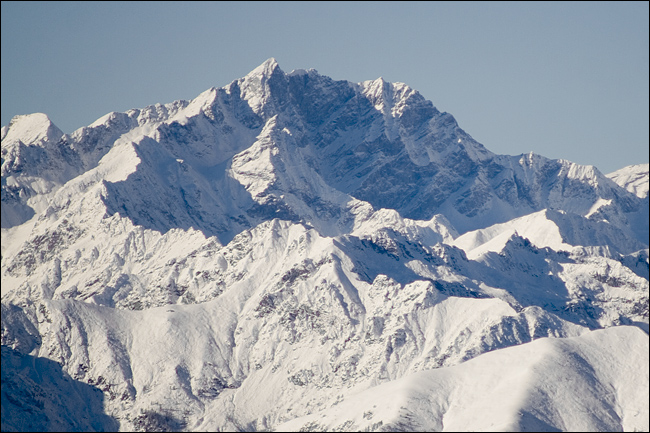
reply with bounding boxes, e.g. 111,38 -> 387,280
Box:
1,58 -> 648,432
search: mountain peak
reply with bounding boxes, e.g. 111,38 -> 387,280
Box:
1,113 -> 64,147
247,57 -> 282,77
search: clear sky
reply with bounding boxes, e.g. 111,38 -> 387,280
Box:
2,1 -> 648,174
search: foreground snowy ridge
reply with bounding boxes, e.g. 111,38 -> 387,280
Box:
1,58 -> 648,432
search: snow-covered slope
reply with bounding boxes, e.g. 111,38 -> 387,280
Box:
278,326 -> 649,432
607,163 -> 649,198
452,208 -> 645,259
2,59 -> 648,432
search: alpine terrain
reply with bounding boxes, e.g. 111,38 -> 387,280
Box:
1,58 -> 648,432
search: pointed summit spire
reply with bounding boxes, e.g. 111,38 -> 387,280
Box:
237,58 -> 287,116
248,57 -> 282,78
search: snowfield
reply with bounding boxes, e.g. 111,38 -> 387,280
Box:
2,58 -> 648,432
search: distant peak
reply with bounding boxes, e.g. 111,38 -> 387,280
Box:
8,112 -> 52,127
288,68 -> 317,77
362,76 -> 387,87
248,57 -> 282,77
263,57 -> 279,67
606,163 -> 650,198
2,113 -> 63,146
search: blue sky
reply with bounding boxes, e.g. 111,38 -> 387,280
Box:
2,1 -> 648,173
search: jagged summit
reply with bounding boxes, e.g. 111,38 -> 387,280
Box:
3,61 -> 647,241
2,61 -> 646,240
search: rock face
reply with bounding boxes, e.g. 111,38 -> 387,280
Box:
2,58 -> 648,432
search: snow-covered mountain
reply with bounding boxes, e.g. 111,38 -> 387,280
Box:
2,58 -> 648,432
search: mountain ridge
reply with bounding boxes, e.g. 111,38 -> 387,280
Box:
3,59 -> 646,239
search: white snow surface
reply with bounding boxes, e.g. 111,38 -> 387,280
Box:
277,325 -> 649,432
607,163 -> 650,198
1,59 -> 648,432
453,208 -> 646,259
1,113 -> 63,147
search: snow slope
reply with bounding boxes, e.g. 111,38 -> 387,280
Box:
452,208 -> 646,259
607,163 -> 649,198
278,326 -> 649,432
